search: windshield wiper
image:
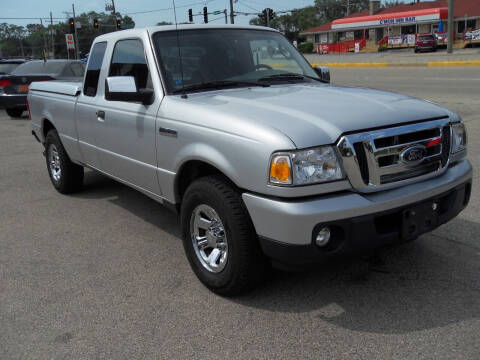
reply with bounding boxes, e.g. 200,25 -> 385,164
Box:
258,73 -> 323,83
172,80 -> 269,94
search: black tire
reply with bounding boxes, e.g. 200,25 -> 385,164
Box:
45,129 -> 84,194
180,176 -> 270,296
414,48 -> 418,53
6,109 -> 24,118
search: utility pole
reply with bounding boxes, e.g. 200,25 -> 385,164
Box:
447,0 -> 454,53
346,0 -> 350,16
229,0 -> 234,24
224,9 -> 228,24
50,12 -> 55,58
266,9 -> 270,28
72,4 -> 80,59
40,18 -> 49,60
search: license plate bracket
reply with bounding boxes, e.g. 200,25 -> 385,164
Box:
402,201 -> 439,241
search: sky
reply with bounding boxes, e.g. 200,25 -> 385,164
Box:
0,0 -> 421,28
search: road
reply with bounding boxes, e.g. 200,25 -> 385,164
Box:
1,67 -> 479,359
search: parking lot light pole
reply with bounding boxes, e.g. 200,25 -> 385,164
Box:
447,0 -> 454,53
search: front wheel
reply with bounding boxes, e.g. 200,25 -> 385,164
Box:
180,176 -> 270,295
45,129 -> 84,194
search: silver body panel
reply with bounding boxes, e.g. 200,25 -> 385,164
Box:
243,159 -> 472,245
28,25 -> 472,246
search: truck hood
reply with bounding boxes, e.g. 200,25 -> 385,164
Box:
170,83 -> 452,149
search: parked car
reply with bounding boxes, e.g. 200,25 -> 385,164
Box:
0,60 -> 85,118
0,59 -> 26,75
415,34 -> 437,53
29,25 -> 471,295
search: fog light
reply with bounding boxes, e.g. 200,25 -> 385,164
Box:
315,227 -> 331,247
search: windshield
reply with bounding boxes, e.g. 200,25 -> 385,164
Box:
152,29 -> 319,93
0,63 -> 21,74
12,61 -> 65,75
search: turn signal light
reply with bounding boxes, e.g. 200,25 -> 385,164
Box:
269,155 -> 292,184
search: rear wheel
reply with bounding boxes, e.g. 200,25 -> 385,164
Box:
6,109 -> 23,118
45,129 -> 84,194
180,176 -> 270,295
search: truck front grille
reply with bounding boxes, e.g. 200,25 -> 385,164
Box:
336,118 -> 451,192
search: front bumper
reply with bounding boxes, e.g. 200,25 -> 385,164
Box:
242,159 -> 472,264
0,93 -> 27,109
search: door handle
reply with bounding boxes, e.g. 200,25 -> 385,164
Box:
96,110 -> 105,120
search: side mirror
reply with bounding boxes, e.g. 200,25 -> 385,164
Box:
105,76 -> 153,105
314,66 -> 330,84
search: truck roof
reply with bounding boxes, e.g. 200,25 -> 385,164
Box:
93,24 -> 278,42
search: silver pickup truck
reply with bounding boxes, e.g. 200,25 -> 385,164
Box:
29,25 -> 472,295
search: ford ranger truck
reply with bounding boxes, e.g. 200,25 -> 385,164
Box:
28,25 -> 472,295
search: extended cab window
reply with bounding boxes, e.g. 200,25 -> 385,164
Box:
84,42 -> 107,97
108,39 -> 152,92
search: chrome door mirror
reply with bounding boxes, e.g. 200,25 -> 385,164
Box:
314,66 -> 330,84
105,76 -> 154,105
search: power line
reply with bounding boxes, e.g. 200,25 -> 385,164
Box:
238,1 -> 260,12
122,0 -> 216,16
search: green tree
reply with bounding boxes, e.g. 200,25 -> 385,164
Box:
382,1 -> 403,8
250,0 -> 370,40
0,11 -> 135,59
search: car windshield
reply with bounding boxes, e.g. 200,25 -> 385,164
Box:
0,63 -> 21,74
419,35 -> 435,40
152,28 -> 320,93
12,61 -> 65,75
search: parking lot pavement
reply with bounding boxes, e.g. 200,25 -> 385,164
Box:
1,67 -> 479,359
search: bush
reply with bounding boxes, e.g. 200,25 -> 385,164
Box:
298,42 -> 314,53
378,43 -> 388,52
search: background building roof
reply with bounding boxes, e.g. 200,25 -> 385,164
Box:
302,0 -> 480,34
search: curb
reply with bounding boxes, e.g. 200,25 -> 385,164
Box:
310,60 -> 480,67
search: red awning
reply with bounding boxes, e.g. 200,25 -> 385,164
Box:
332,8 -> 448,30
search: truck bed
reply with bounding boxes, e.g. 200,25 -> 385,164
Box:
29,81 -> 83,163
29,81 -> 82,96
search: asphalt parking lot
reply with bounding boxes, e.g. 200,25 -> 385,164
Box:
1,67 -> 479,359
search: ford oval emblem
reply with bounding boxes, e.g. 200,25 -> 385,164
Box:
400,145 -> 426,166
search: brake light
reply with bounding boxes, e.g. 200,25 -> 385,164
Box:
0,79 -> 12,89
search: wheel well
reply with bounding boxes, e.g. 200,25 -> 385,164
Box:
42,119 -> 55,139
176,161 -> 234,203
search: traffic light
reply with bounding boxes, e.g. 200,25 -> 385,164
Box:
203,7 -> 208,23
259,10 -> 267,26
69,18 -> 75,33
268,8 -> 274,21
93,18 -> 99,29
116,19 -> 121,29
188,9 -> 193,23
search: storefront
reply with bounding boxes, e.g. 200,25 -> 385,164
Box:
301,0 -> 480,53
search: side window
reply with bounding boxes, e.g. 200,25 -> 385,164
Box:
83,42 -> 107,97
108,39 -> 152,91
71,63 -> 85,77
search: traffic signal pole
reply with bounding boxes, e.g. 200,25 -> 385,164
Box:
229,0 -> 234,24
72,3 -> 79,59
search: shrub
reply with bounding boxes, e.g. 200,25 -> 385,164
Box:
298,42 -> 314,53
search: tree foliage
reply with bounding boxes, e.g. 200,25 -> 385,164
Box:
249,0 -> 370,40
0,11 -> 135,59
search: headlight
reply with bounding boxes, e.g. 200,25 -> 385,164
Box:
269,146 -> 344,186
451,122 -> 467,153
